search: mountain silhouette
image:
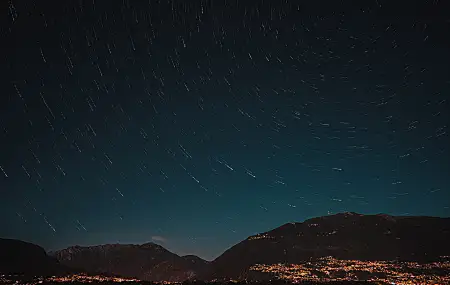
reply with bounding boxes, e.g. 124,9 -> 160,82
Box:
203,212 -> 450,280
0,238 -> 68,276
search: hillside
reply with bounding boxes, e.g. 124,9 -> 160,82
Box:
204,212 -> 450,280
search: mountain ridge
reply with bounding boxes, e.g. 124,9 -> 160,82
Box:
51,240 -> 210,281
205,212 -> 450,280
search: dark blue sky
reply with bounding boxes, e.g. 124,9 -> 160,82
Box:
1,0 -> 449,260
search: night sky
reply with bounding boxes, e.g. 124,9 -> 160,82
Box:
1,0 -> 449,261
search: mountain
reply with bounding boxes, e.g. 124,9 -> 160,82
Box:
5,213 -> 450,282
204,212 -> 450,280
52,242 -> 209,282
0,238 -> 68,276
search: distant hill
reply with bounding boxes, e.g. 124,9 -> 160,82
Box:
0,238 -> 68,276
204,212 -> 450,280
51,242 -> 209,282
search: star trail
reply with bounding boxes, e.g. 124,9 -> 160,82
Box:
1,0 -> 449,261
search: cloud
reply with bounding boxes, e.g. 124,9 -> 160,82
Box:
151,235 -> 167,243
